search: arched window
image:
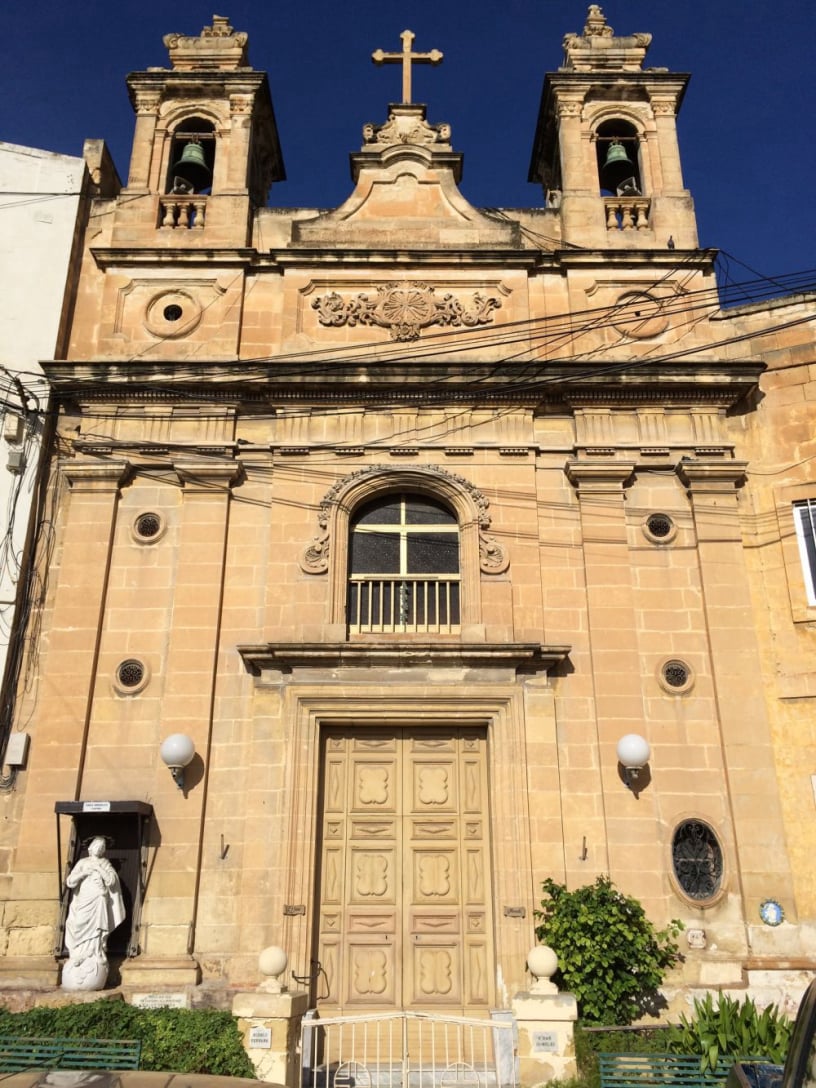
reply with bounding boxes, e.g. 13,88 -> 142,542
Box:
165,117 -> 215,195
348,493 -> 460,634
596,119 -> 641,196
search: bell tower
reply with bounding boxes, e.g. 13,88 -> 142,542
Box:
113,15 -> 284,246
529,5 -> 698,250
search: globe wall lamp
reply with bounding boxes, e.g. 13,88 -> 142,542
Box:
160,733 -> 196,790
616,733 -> 651,791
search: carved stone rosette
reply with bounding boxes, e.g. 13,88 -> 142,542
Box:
299,464 -> 509,575
312,282 -> 501,343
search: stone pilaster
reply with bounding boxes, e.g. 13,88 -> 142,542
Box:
678,460 -> 797,946
0,460 -> 130,979
566,460 -> 653,886
137,459 -> 243,964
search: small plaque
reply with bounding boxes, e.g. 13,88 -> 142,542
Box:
759,899 -> 784,927
249,1027 -> 272,1049
82,801 -> 111,813
283,904 -> 306,916
131,992 -> 189,1009
532,1031 -> 558,1053
503,906 -> 526,919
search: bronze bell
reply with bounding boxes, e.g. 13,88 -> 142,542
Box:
601,139 -> 635,192
170,139 -> 211,193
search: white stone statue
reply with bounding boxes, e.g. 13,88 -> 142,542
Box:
61,836 -> 125,991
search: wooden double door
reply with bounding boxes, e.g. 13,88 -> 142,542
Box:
315,727 -> 495,1014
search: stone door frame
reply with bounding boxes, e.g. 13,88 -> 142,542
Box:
277,684 -> 536,1008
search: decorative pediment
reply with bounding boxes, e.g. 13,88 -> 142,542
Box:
291,104 -> 520,249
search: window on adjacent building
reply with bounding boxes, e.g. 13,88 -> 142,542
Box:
794,500 -> 816,605
348,493 -> 460,633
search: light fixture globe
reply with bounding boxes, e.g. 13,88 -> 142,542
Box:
160,733 -> 196,789
616,733 -> 651,791
616,733 -> 650,769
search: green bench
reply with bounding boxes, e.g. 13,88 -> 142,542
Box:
0,1037 -> 141,1072
599,1053 -> 767,1088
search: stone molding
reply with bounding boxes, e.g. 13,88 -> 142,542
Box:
238,642 -> 570,674
565,459 -> 636,494
677,460 -> 748,493
173,459 -> 245,492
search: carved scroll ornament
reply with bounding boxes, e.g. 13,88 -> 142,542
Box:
312,282 -> 501,343
362,114 -> 451,147
299,464 -> 509,575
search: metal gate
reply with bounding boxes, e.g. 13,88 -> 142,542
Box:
301,1010 -> 517,1088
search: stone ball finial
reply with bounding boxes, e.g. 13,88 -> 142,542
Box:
258,945 -> 288,993
527,944 -> 559,994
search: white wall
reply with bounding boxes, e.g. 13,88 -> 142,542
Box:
0,143 -> 86,689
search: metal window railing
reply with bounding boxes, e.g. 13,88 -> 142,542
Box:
348,575 -> 461,634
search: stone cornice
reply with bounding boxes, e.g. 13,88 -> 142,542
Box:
238,642 -> 571,673
45,359 -> 764,411
90,248 -> 257,270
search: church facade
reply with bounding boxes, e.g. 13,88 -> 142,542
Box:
1,7 -> 815,1018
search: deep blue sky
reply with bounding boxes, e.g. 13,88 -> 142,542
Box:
4,1 -> 815,283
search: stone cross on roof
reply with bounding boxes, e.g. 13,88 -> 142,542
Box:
372,30 -> 443,104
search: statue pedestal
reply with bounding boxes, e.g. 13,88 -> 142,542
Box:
119,955 -> 201,987
232,990 -> 309,1087
512,988 -> 578,1086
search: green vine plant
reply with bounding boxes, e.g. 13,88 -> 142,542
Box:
534,875 -> 683,1026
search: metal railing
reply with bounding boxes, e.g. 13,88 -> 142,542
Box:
301,1010 -> 517,1088
348,576 -> 461,634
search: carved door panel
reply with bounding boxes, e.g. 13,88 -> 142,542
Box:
316,727 -> 493,1014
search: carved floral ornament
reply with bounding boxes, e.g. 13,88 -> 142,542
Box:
300,464 -> 509,575
312,281 -> 501,343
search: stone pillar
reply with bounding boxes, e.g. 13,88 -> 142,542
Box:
233,990 -> 309,1086
224,93 -> 254,192
650,96 -> 685,193
513,946 -> 578,1086
678,461 -> 796,943
556,97 -> 591,192
125,93 -> 161,191
0,460 -> 130,988
232,948 -> 308,1088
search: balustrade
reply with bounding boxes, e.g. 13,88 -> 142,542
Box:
604,196 -> 650,231
158,196 -> 206,229
348,575 -> 461,634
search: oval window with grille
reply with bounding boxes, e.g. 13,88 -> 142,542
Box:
672,820 -> 724,902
